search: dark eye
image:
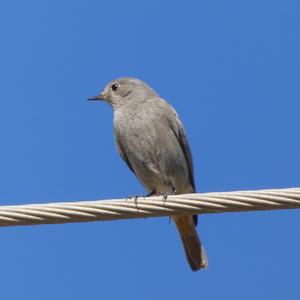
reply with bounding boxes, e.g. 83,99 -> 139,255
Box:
111,84 -> 119,91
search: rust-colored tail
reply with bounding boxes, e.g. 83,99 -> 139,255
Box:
173,215 -> 208,271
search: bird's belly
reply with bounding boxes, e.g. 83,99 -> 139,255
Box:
125,137 -> 190,194
130,157 -> 174,194
115,109 -> 193,194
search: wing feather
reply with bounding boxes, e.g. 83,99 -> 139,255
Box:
170,123 -> 196,192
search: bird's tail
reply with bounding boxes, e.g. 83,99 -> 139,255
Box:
173,215 -> 208,271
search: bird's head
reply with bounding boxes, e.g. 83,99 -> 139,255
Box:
88,77 -> 158,109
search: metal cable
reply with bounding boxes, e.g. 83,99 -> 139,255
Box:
0,187 -> 299,227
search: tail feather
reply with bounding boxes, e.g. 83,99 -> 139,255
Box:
173,215 -> 208,271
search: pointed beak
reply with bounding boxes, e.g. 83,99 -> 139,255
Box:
87,92 -> 106,101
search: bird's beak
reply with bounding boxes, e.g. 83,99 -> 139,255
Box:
87,92 -> 106,101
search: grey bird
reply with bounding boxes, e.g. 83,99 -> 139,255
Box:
88,77 -> 208,271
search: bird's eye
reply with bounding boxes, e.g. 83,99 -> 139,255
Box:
111,84 -> 119,91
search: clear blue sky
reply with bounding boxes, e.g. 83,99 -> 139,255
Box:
0,0 -> 299,299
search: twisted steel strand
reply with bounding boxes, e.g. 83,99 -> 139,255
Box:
0,188 -> 299,227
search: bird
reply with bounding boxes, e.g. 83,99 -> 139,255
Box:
88,77 -> 208,271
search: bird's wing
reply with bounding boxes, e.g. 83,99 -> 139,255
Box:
168,105 -> 197,225
169,108 -> 196,192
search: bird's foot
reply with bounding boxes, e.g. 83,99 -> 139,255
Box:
159,188 -> 176,201
125,195 -> 139,204
157,189 -> 176,224
160,192 -> 169,201
126,190 -> 157,204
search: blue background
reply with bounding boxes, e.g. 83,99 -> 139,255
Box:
0,0 -> 299,299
